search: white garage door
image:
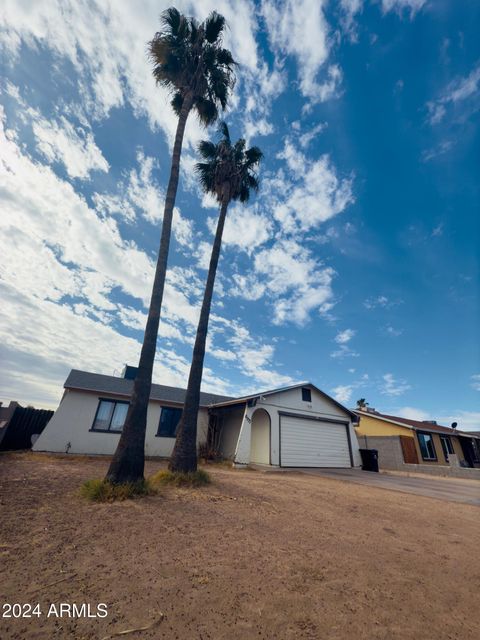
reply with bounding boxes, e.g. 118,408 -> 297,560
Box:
280,415 -> 351,468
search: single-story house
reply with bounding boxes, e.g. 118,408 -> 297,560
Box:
354,408 -> 480,469
33,368 -> 362,468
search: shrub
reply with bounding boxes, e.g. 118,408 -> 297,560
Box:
80,478 -> 155,502
150,469 -> 211,488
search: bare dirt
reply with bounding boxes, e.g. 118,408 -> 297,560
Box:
0,452 -> 479,640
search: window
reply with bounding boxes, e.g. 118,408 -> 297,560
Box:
417,432 -> 437,461
471,439 -> 480,463
91,399 -> 129,432
440,435 -> 454,462
157,407 -> 182,438
301,387 -> 312,403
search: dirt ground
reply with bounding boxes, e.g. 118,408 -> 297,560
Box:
1,453 -> 479,640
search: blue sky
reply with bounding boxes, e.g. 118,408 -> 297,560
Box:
0,0 -> 478,430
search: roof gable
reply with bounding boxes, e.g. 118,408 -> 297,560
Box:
354,410 -> 479,438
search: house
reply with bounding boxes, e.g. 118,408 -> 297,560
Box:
354,408 -> 480,471
33,368 -> 361,468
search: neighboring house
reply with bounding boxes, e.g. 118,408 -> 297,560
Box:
33,369 -> 361,468
354,409 -> 480,470
0,401 -> 53,451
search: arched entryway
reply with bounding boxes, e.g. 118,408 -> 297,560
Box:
250,409 -> 271,464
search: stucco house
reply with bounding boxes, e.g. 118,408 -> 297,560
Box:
33,369 -> 361,468
354,408 -> 480,470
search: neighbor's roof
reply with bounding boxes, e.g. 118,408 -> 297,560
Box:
64,370 -> 233,407
353,410 -> 480,439
210,382 -> 358,421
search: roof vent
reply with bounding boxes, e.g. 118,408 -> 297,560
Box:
121,365 -> 138,380
422,420 -> 437,425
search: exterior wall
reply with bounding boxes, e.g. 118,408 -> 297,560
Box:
32,389 -> 208,457
356,435 -> 406,469
356,414 -> 413,437
233,387 -> 361,467
250,409 -> 271,464
217,405 -> 246,459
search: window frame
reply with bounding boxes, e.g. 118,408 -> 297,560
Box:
90,398 -> 130,433
439,435 -> 454,462
156,406 -> 183,438
417,431 -> 437,461
301,387 -> 312,403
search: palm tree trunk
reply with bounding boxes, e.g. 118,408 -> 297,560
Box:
169,193 -> 230,473
106,94 -> 193,484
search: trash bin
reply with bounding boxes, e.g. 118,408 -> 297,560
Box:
359,448 -> 379,472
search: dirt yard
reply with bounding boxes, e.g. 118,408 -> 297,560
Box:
1,453 -> 479,640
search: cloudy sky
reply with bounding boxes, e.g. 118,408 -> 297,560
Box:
0,0 -> 478,430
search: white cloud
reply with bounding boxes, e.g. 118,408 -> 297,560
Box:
262,0 -> 341,104
381,373 -> 411,397
31,113 -> 109,179
426,63 -> 480,125
331,384 -> 354,404
437,411 -> 480,433
298,122 -> 327,148
207,204 -> 273,255
363,295 -> 403,310
396,406 -> 431,421
470,374 -> 480,392
251,239 -> 336,326
380,0 -> 427,17
384,325 -> 403,337
274,139 -> 354,233
334,329 -> 356,344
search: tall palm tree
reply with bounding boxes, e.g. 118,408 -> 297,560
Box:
169,123 -> 263,473
106,8 -> 236,484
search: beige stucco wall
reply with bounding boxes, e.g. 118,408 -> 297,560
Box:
32,389 -> 208,457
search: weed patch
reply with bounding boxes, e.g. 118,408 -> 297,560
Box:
80,478 -> 156,502
150,469 -> 211,488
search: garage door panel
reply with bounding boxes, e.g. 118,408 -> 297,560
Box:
280,415 -> 351,468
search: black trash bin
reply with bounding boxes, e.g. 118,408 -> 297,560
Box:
359,448 -> 379,472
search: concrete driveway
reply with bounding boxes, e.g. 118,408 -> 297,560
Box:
297,468 -> 480,506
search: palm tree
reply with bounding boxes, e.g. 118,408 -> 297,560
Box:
106,8 -> 236,484
356,398 -> 369,410
169,123 -> 263,473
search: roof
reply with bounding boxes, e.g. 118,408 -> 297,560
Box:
64,370 -> 233,407
353,410 -> 480,439
210,382 -> 358,421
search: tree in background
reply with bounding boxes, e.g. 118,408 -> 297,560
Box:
169,123 -> 263,473
107,8 -> 236,484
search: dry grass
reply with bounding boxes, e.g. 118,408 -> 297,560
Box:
149,468 -> 211,488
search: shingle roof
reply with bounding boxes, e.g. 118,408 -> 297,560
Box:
64,370 -> 233,407
354,410 -> 480,439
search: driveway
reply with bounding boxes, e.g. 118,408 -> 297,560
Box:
297,468 -> 480,506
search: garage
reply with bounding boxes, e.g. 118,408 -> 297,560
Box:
280,413 -> 352,468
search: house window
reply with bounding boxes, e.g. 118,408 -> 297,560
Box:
157,407 -> 182,438
471,439 -> 480,463
301,387 -> 312,403
440,435 -> 454,462
91,399 -> 129,432
417,432 -> 437,461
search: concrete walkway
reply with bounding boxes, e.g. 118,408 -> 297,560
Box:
297,468 -> 480,506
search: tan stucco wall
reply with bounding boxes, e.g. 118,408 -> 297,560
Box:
33,389 -> 208,457
355,414 -> 413,437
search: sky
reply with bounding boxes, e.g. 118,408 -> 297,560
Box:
0,0 -> 479,430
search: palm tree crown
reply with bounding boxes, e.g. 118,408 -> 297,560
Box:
149,8 -> 236,126
195,122 -> 263,202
